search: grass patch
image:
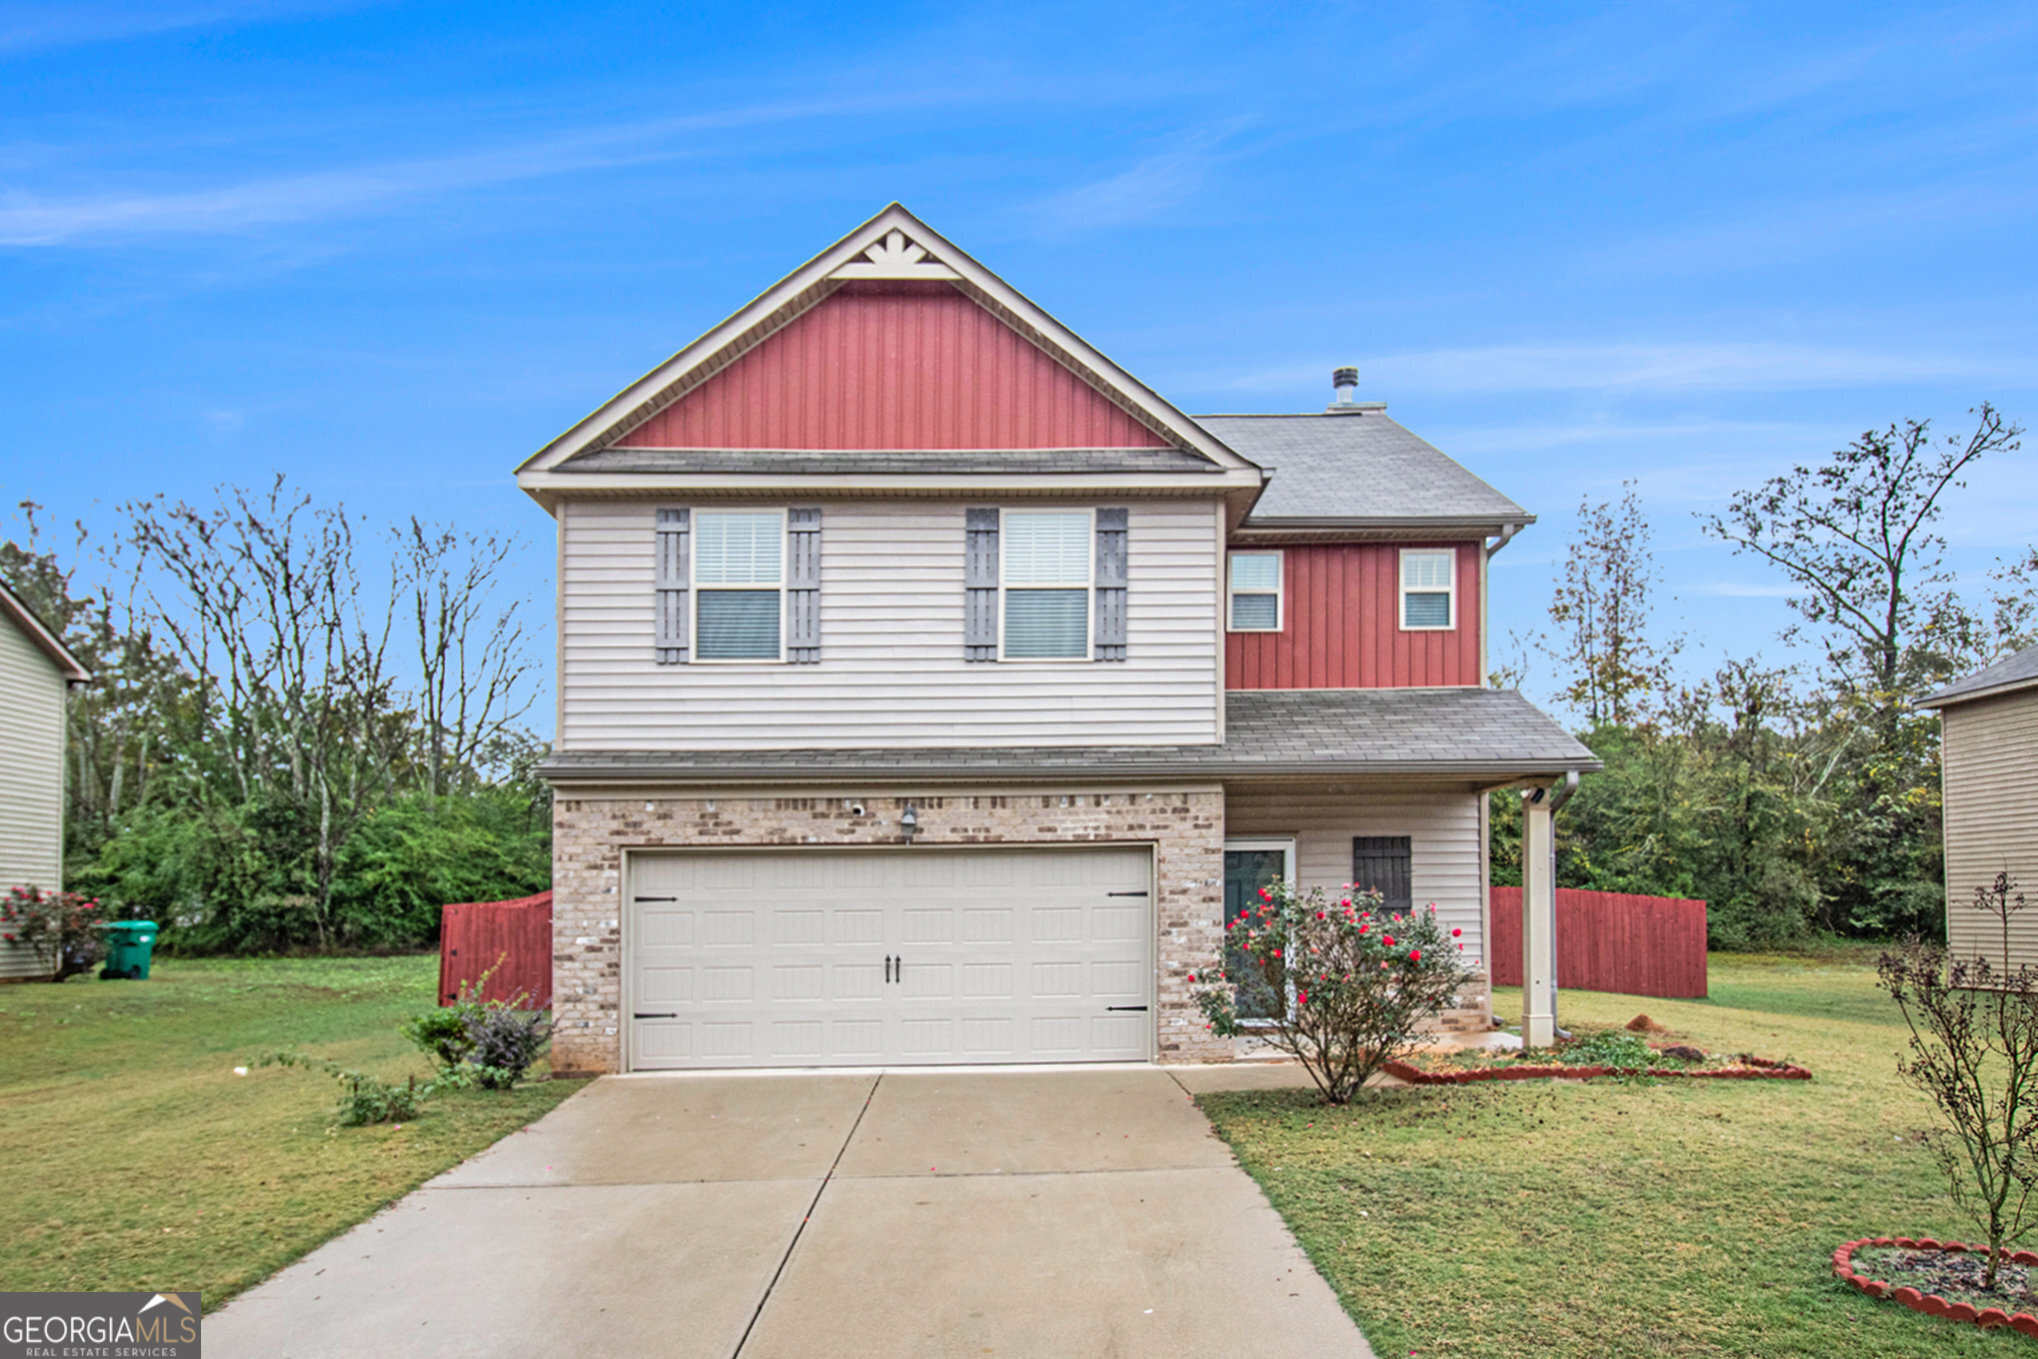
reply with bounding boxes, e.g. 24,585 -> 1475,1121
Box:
1196,953 -> 2015,1357
0,955 -> 584,1304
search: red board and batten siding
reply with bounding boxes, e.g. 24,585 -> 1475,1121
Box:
1226,542 -> 1483,689
439,891 -> 553,1009
1488,887 -> 1708,999
617,281 -> 1167,451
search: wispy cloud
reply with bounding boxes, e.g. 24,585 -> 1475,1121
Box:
0,90 -> 959,246
0,1 -> 346,54
1027,121 -> 1249,233
1201,341 -> 2012,396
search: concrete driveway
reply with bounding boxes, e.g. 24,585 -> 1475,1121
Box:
208,1067 -> 1372,1358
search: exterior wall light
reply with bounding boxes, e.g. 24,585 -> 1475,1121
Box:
899,804 -> 920,843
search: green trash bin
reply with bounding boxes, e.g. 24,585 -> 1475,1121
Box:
101,920 -> 158,981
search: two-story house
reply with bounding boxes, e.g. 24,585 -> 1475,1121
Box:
518,205 -> 1597,1076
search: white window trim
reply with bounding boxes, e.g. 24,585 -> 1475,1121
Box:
1225,551 -> 1284,632
1399,547 -> 1457,632
997,507 -> 1094,662
691,508 -> 788,664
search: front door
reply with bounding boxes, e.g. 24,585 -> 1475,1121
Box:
1222,847 -> 1288,1019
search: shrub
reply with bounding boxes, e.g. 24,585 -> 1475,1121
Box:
1878,877 -> 2038,1290
464,1005 -> 554,1090
401,1003 -> 482,1070
0,886 -> 108,981
257,1051 -> 470,1126
1193,879 -> 1479,1103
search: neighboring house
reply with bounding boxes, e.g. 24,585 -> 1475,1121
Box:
0,579 -> 92,980
518,205 -> 1598,1075
1924,644 -> 2038,968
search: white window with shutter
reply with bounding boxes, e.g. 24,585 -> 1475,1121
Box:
693,510 -> 786,661
1227,552 -> 1282,631
1400,548 -> 1455,631
1000,509 -> 1093,661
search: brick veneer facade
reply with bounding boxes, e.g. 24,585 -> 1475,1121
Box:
550,787 -> 1230,1075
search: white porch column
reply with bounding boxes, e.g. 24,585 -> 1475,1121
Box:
1520,788 -> 1558,1048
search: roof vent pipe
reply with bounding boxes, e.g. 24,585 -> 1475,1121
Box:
1330,366 -> 1359,411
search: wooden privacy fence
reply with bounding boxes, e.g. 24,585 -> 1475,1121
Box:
1489,887 -> 1708,999
438,890 -> 553,1009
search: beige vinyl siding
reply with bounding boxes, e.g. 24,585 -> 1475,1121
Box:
1224,781 -> 1489,973
558,498 -> 1222,749
0,613 -> 68,979
1942,687 -> 2038,969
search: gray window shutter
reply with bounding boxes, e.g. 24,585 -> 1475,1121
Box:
655,508 -> 689,664
965,507 -> 999,661
787,506 -> 821,663
1093,507 -> 1127,661
1352,836 -> 1413,915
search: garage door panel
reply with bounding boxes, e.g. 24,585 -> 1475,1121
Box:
771,1020 -> 824,1058
831,910 -> 884,945
773,910 -> 826,944
629,847 -> 1152,1069
701,967 -> 754,1002
639,966 -> 693,1004
703,912 -> 754,946
832,962 -> 885,1000
773,965 -> 825,1000
961,962 -> 1013,998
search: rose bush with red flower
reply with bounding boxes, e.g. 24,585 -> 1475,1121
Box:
1191,878 -> 1477,1103
0,886 -> 109,981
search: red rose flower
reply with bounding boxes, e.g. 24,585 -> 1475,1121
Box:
1452,927 -> 1463,937
1409,949 -> 1421,961
1383,935 -> 1395,947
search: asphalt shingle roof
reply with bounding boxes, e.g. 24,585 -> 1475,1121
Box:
540,687 -> 1598,783
563,448 -> 1224,475
1924,644 -> 2038,707
1197,413 -> 1530,526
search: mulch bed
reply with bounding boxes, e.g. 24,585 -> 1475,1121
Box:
1834,1236 -> 2038,1335
1384,1049 -> 1812,1085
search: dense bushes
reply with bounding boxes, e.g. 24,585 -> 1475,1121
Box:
72,787 -> 548,954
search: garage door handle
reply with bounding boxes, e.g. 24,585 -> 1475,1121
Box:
1106,890 -> 1149,897
1106,1005 -> 1149,1012
633,1012 -> 677,1019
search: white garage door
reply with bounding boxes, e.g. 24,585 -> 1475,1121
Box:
627,846 -> 1152,1069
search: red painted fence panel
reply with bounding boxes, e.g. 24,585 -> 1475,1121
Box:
438,891 -> 553,1009
1489,887 -> 1707,999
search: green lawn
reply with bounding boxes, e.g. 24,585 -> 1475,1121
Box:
1197,952 -> 2026,1358
0,954 -> 584,1305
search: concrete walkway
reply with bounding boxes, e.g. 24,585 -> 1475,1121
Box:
208,1066 -> 1371,1358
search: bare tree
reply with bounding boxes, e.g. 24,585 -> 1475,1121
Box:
1548,482 -> 1678,726
1704,405 -> 2022,738
400,519 -> 537,797
124,477 -> 405,947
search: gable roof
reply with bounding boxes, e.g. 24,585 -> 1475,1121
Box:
0,578 -> 91,684
1923,644 -> 2038,708
1199,413 -> 1532,532
518,204 -> 1260,481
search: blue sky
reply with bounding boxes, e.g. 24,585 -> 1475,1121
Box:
3,1 -> 2034,731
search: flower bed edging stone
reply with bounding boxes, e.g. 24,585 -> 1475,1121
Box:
1381,1058 -> 1813,1085
1833,1236 -> 2038,1336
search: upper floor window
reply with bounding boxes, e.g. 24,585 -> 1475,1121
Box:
1001,509 -> 1092,660
1400,548 -> 1455,630
694,509 -> 785,660
1227,552 -> 1282,631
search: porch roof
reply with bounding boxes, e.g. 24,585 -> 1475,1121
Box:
540,687 -> 1598,785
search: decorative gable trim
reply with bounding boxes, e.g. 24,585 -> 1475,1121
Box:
831,228 -> 961,280
517,204 -> 1261,479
